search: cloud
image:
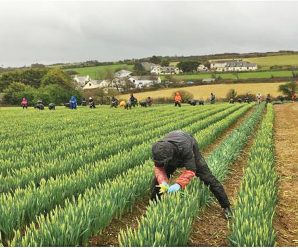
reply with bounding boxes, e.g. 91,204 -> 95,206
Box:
0,1 -> 297,67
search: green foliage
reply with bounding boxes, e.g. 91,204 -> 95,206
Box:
133,62 -> 147,75
229,104 -> 276,246
149,56 -> 162,65
3,82 -> 37,105
0,69 -> 47,91
3,104 -> 247,245
160,60 -> 170,67
119,103 -> 265,246
41,68 -> 74,90
177,61 -> 199,73
278,80 -> 298,98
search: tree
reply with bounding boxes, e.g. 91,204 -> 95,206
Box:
3,82 -> 37,105
149,55 -> 162,65
41,68 -> 74,90
164,74 -> 178,84
278,80 -> 298,98
133,62 -> 147,75
161,60 -> 170,67
177,61 -> 199,73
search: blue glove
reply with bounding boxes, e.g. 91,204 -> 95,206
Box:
161,181 -> 169,187
167,183 -> 181,193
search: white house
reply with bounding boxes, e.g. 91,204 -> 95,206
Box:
83,80 -> 110,90
141,62 -> 157,71
150,66 -> 180,75
114,70 -> 132,78
197,64 -> 209,72
210,60 -> 258,72
73,75 -> 90,87
129,76 -> 161,88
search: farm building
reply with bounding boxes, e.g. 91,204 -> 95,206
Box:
73,75 -> 91,87
210,60 -> 258,72
197,64 -> 209,71
151,65 -> 180,75
114,69 -> 132,78
82,79 -> 110,90
128,75 -> 161,88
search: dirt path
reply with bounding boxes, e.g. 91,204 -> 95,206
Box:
88,105 -> 254,246
188,121 -> 257,246
274,103 -> 298,246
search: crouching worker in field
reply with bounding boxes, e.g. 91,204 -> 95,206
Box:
151,130 -> 232,219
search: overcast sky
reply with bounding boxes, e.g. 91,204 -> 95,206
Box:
0,0 -> 297,67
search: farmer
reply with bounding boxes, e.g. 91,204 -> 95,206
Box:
35,99 -> 44,110
151,130 -> 232,219
292,92 -> 297,102
174,92 -> 182,107
119,100 -> 126,108
130,93 -> 138,107
48,103 -> 55,110
69,96 -> 77,109
111,96 -> 119,108
256,93 -> 262,104
146,96 -> 153,107
88,97 -> 96,108
266,94 -> 271,105
21,97 -> 28,109
210,93 -> 216,104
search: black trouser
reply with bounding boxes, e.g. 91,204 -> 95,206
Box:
174,101 -> 181,107
151,139 -> 230,209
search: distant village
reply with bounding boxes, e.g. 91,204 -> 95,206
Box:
73,60 -> 258,92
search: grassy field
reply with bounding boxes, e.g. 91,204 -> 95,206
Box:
65,64 -> 134,79
118,82 -> 285,100
243,54 -> 298,69
161,70 -> 297,81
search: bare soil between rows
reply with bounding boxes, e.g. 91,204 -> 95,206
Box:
274,103 -> 298,246
89,104 -> 254,246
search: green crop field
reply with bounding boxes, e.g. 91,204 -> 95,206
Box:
1,101 -> 293,247
243,54 -> 298,69
65,63 -> 134,79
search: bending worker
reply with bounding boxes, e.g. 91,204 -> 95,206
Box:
151,130 -> 231,218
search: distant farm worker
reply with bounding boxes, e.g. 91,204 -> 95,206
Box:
130,93 -> 138,107
266,94 -> 271,105
69,96 -> 77,109
21,97 -> 28,109
125,99 -> 132,110
244,93 -> 250,103
210,93 -> 216,104
151,130 -> 232,219
48,103 -> 55,110
174,92 -> 182,107
88,97 -> 96,108
111,96 -> 119,108
119,100 -> 126,108
256,93 -> 262,104
292,92 -> 297,102
146,96 -> 153,107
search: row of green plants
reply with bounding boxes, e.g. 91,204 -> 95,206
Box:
229,104 -> 277,246
0,105 -> 240,242
0,105 -> 232,193
118,103 -> 265,246
0,106 -> 190,172
10,104 -> 253,246
0,107 -> 194,176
